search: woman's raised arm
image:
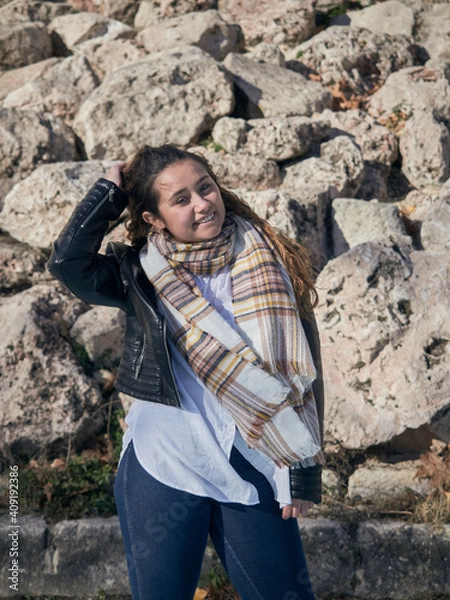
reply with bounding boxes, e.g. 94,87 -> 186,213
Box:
47,170 -> 129,310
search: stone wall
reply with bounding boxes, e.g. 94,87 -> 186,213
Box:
0,515 -> 449,599
1,0 -> 450,596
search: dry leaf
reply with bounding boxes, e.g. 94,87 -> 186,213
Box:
194,589 -> 208,600
416,452 -> 450,490
409,67 -> 438,82
398,204 -> 416,218
103,371 -> 117,392
81,449 -> 101,460
50,458 -> 66,471
326,79 -> 369,111
43,482 -> 53,502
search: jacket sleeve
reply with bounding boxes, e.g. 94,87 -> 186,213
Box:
289,311 -> 325,504
47,178 -> 129,309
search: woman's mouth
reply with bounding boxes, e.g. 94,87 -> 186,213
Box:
195,212 -> 215,227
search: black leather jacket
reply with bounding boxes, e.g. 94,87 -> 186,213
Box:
48,178 -> 325,503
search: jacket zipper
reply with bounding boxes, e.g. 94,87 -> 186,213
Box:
134,333 -> 145,378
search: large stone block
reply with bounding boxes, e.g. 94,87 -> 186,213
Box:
223,52 -> 332,119
0,284 -> 104,457
0,161 -> 114,249
316,241 -> 450,449
73,47 -> 235,159
3,55 -> 99,124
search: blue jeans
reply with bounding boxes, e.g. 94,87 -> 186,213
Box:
114,441 -> 315,600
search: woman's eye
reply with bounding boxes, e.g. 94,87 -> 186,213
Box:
177,197 -> 188,205
200,184 -> 210,192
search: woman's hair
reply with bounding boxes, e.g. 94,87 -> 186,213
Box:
122,144 -> 318,314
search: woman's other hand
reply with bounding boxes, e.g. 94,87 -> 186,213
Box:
281,499 -> 314,519
105,162 -> 126,189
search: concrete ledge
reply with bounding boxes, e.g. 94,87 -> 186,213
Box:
300,518 -> 450,599
0,515 -> 129,597
1,515 -> 449,598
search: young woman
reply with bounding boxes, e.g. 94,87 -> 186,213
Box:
48,144 -> 325,600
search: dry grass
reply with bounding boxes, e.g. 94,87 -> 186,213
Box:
413,489 -> 450,524
318,446 -> 450,525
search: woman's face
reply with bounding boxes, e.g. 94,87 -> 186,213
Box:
142,159 -> 226,243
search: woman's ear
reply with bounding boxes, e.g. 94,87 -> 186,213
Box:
142,211 -> 165,230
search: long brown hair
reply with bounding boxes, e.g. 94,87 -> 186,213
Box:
122,144 -> 318,315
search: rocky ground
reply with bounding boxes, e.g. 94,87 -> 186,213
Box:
0,0 -> 450,598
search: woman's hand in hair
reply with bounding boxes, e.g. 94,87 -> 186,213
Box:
281,499 -> 314,519
105,162 -> 126,189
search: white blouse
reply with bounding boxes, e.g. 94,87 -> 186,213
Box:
120,264 -> 291,508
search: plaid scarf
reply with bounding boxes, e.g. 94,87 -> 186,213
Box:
140,216 -> 323,467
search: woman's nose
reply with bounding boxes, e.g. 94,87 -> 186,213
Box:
193,193 -> 210,209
